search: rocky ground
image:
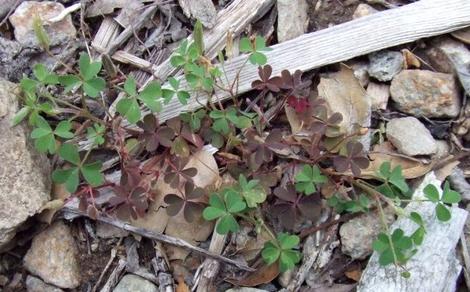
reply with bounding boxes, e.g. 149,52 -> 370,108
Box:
1,0 -> 470,291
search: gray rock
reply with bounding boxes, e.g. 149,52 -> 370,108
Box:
24,221 -> 80,289
114,274 -> 158,292
227,289 -> 269,292
9,1 -> 76,47
368,50 -> 403,81
340,208 -> 395,259
353,3 -> 378,19
26,275 -> 64,292
352,61 -> 370,87
434,140 -> 450,159
390,70 -> 460,118
277,0 -> 308,42
366,82 -> 389,110
427,37 -> 470,95
386,117 -> 437,156
0,79 -> 51,250
178,0 -> 217,29
96,222 -> 129,239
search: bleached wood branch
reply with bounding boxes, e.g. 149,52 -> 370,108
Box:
152,0 -> 470,124
358,172 -> 468,292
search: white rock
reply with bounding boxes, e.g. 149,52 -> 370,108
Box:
114,274 -> 157,292
340,208 -> 394,259
9,1 -> 76,47
434,140 -> 450,159
0,79 -> 51,250
368,50 -> 403,82
366,82 -> 389,110
353,3 -> 378,19
358,173 -> 468,292
386,117 -> 438,156
277,0 -> 308,42
24,221 -> 80,289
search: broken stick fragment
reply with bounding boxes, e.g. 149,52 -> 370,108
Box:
358,172 -> 468,292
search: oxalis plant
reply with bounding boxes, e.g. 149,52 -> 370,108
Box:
13,19 -> 461,277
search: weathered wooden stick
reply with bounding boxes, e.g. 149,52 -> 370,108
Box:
62,206 -> 255,272
152,0 -> 470,124
358,172 -> 468,292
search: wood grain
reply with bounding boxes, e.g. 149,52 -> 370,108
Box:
154,0 -> 470,124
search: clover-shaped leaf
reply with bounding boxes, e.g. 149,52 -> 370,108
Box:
86,123 -> 106,146
110,184 -> 149,220
60,53 -> 105,98
209,107 -> 253,135
237,174 -> 267,208
280,69 -> 312,97
137,114 -> 175,152
424,181 -> 461,222
240,36 -> 272,65
52,143 -> 104,193
246,129 -> 285,169
32,63 -> 59,85
333,141 -> 370,176
262,233 -> 301,272
31,117 -> 74,154
272,184 -> 322,229
373,229 -> 415,267
180,109 -> 207,131
164,181 -> 205,222
163,157 -> 197,188
251,65 -> 282,92
203,189 -> 246,234
295,165 -> 327,195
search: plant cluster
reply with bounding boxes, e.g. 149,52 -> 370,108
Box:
14,19 -> 462,277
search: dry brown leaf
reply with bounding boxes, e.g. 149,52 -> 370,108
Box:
435,160 -> 460,181
358,142 -> 432,179
345,269 -> 362,282
175,277 -> 190,292
317,64 -> 371,148
225,263 -> 280,287
402,49 -> 421,69
451,27 -> 470,45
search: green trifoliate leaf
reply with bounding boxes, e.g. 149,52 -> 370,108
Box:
58,143 -> 80,165
116,98 -> 141,124
424,184 -> 440,203
81,161 -> 103,186
52,167 -> 80,193
442,181 -> 461,204
436,203 -> 451,221
79,53 -> 102,81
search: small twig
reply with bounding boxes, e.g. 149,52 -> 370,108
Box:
47,3 -> 81,23
62,206 -> 255,271
92,244 -> 120,292
99,258 -> 127,292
